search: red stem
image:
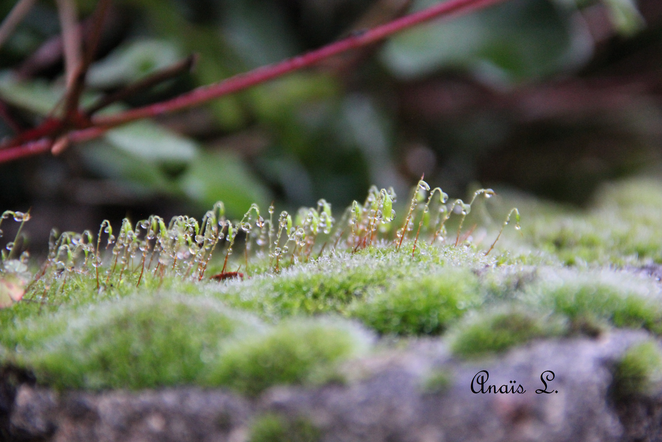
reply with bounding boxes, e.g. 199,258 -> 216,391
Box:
92,0 -> 508,129
0,125 -> 106,162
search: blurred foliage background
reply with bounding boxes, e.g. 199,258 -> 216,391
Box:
0,0 -> 661,250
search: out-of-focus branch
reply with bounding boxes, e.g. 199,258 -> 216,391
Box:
92,0 -> 509,129
0,0 -> 511,163
0,0 -> 37,50
63,0 -> 112,122
56,0 -> 82,89
85,54 -> 199,116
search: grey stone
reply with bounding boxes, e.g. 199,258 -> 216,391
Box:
2,330 -> 660,442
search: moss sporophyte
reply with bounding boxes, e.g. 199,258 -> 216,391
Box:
3,177 -> 662,392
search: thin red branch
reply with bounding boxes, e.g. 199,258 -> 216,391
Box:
0,139 -> 52,163
1,118 -> 64,149
92,0 -> 508,129
0,125 -> 108,163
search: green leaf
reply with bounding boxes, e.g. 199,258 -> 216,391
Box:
178,151 -> 270,217
381,0 -> 593,84
132,0 -> 247,129
86,39 -> 184,89
601,0 -> 645,36
104,121 -> 198,165
77,139 -> 179,194
0,72 -> 98,116
0,72 -> 64,116
223,0 -> 299,68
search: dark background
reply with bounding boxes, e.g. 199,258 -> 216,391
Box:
1,0 -> 661,252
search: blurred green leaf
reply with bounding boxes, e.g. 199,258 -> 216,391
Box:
602,0 -> 645,36
223,0 -> 299,68
130,0 -> 247,129
0,72 -> 99,116
0,72 -> 64,115
86,39 -> 184,89
251,73 -> 338,117
179,151 -> 270,216
256,153 -> 314,206
381,0 -> 593,84
78,139 -> 179,194
105,121 -> 198,165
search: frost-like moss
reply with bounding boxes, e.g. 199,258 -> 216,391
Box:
528,269 -> 662,334
206,317 -> 372,396
348,269 -> 481,336
215,243 -> 495,322
516,178 -> 662,265
5,178 -> 662,392
450,306 -> 567,357
5,294 -> 263,390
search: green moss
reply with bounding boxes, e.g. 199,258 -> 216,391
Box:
215,242 -> 495,322
348,269 -> 481,336
5,294 -> 262,389
612,341 -> 662,398
205,317 -> 371,396
5,178 -> 662,392
235,262 -> 395,317
450,306 -> 567,357
530,270 -> 662,334
420,369 -> 453,394
517,178 -> 662,265
249,414 -> 320,442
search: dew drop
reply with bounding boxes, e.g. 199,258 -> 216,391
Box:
159,253 -> 174,265
13,212 -> 30,222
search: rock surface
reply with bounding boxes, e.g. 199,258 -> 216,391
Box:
2,330 -> 661,442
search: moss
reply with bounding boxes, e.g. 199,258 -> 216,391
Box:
348,269 -> 481,336
249,414 -> 320,442
236,262 -> 395,317
516,178 -> 662,265
450,306 -> 567,357
420,369 -> 453,394
5,178 -> 662,391
205,317 -> 372,396
612,341 -> 662,399
5,294 -> 262,390
215,242 -> 495,323
529,269 -> 662,334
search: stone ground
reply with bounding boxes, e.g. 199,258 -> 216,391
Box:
2,330 -> 662,442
